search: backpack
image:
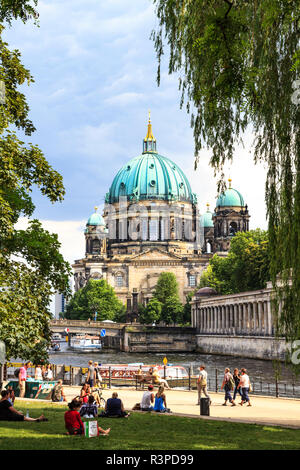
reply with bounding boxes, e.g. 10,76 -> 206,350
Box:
228,376 -> 235,390
14,368 -> 20,378
51,384 -> 62,402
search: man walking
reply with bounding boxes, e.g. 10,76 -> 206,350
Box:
18,361 -> 31,398
196,365 -> 211,405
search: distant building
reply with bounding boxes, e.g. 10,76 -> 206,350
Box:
54,278 -> 73,319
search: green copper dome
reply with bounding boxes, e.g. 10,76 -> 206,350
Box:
106,152 -> 196,204
216,179 -> 245,208
106,116 -> 197,205
87,208 -> 105,226
201,205 -> 214,228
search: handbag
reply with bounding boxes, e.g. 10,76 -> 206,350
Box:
84,420 -> 99,438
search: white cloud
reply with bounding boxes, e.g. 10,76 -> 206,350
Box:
15,218 -> 86,264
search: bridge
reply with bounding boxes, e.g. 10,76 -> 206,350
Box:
50,319 -> 129,349
50,320 -> 196,353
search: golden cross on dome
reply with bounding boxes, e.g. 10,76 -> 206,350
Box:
94,206 -> 98,212
228,178 -> 232,188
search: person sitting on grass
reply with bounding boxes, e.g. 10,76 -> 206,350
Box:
80,383 -> 91,404
65,398 -> 110,436
153,385 -> 171,413
0,390 -> 48,422
140,385 -> 154,411
100,392 -> 130,418
51,380 -> 67,402
80,395 -> 98,418
6,386 -> 15,405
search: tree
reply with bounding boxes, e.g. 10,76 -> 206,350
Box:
65,280 -> 125,322
139,298 -> 162,325
199,230 -> 270,294
153,272 -> 184,325
0,6 -> 70,361
152,0 -> 300,358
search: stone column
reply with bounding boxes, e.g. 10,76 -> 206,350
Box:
204,307 -> 207,334
230,305 -> 234,334
253,302 -> 257,334
207,307 -> 211,333
233,304 -> 238,335
267,300 -> 272,336
222,306 -> 226,334
264,301 -> 268,336
243,303 -> 247,333
257,301 -> 263,335
248,302 -> 253,335
217,306 -> 221,334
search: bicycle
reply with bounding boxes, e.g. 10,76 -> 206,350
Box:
91,387 -> 106,409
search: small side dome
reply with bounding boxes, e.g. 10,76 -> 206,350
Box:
195,287 -> 218,297
201,203 -> 214,228
216,179 -> 245,208
87,207 -> 105,226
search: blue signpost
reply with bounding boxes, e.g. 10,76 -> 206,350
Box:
100,329 -> 106,338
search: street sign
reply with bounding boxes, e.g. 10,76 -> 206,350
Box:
163,357 -> 168,366
100,329 -> 106,338
64,328 -> 69,333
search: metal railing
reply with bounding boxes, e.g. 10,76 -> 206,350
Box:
3,363 -> 300,399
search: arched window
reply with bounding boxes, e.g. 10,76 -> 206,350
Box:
92,239 -> 100,254
229,221 -> 238,236
188,274 -> 196,287
115,274 -> 124,287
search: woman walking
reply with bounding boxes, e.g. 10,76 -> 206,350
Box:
232,368 -> 243,404
238,368 -> 252,406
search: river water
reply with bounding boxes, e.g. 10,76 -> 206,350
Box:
48,341 -> 299,392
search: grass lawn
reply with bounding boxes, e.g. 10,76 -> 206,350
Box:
0,400 -> 300,450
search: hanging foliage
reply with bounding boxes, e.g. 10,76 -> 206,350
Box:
152,0 -> 300,366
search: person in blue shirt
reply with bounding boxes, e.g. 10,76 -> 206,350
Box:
153,386 -> 170,413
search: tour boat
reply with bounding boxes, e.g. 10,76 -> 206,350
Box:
69,335 -> 102,352
96,363 -> 188,380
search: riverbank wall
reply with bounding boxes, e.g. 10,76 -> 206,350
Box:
50,320 -> 288,360
121,326 -> 197,353
196,334 -> 287,361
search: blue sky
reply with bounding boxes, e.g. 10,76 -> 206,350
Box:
6,0 -> 267,266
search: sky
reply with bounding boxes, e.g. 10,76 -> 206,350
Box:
6,0 -> 268,271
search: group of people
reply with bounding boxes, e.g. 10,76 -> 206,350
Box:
64,390 -> 131,436
196,365 -> 252,407
221,367 -> 252,407
17,361 -> 54,399
138,384 -> 170,413
34,364 -> 53,382
0,389 -> 48,422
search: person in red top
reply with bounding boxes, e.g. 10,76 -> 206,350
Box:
64,399 -> 84,435
64,398 -> 110,436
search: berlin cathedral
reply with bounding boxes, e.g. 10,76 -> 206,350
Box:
73,115 -> 250,319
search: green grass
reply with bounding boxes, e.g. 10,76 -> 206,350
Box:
0,400 -> 300,450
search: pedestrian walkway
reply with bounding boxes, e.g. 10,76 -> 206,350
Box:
59,386 -> 300,429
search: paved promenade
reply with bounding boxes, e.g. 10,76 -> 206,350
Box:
56,386 -> 300,429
